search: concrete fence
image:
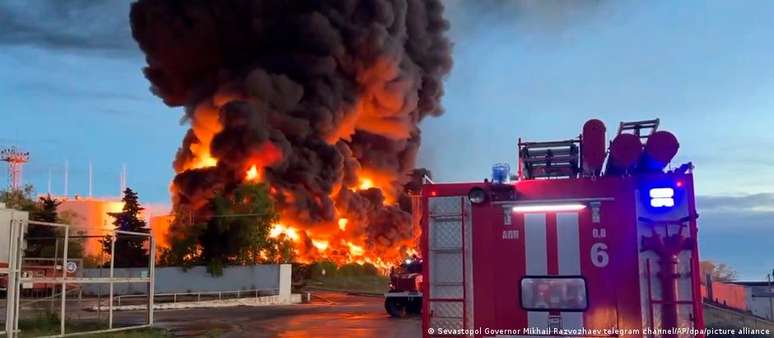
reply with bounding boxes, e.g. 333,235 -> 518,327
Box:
79,264 -> 291,299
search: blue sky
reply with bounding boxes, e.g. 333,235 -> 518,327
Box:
1,1 -> 772,279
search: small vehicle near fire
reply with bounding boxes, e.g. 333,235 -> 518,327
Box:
384,255 -> 423,317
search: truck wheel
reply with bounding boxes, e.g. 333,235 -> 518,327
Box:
407,299 -> 422,314
385,298 -> 407,318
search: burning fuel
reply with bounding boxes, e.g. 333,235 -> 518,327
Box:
130,0 -> 452,267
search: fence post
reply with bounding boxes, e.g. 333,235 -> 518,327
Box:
148,235 -> 155,325
60,225 -> 69,336
279,264 -> 292,304
5,213 -> 19,337
108,236 -> 115,329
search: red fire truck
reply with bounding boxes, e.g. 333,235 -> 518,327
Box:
421,119 -> 704,338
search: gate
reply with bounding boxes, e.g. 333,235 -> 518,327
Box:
1,207 -> 156,337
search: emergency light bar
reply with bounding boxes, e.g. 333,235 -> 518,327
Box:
512,203 -> 586,213
649,187 -> 675,207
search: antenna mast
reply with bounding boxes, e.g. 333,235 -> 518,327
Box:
120,163 -> 127,193
89,161 -> 93,197
64,160 -> 69,197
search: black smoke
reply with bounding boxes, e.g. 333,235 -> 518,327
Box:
130,0 -> 452,259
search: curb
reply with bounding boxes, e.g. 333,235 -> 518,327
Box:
304,286 -> 384,298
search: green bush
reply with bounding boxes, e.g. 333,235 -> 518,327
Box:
361,263 -> 379,276
337,263 -> 362,276
308,260 -> 338,278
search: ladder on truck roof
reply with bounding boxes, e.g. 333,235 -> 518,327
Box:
518,138 -> 580,180
617,119 -> 660,140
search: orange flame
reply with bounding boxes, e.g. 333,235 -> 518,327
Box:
246,165 -> 259,181
269,223 -> 299,241
337,218 -> 348,231
180,97 -> 225,171
359,178 -> 373,190
243,142 -> 283,183
346,242 -> 365,257
311,239 -> 329,251
173,89 -> 419,272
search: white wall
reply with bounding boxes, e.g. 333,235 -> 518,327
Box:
80,264 -> 291,296
0,206 -> 28,266
746,286 -> 774,320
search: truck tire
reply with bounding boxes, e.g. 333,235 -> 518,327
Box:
385,298 -> 407,318
407,298 -> 422,314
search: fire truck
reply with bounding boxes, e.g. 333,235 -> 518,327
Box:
421,119 -> 705,337
385,255 -> 423,317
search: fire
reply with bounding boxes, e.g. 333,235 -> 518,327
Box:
132,0 -> 451,278
170,92 -> 416,273
192,153 -> 218,169
356,169 -> 399,203
269,223 -> 299,241
180,98 -> 225,171
359,178 -> 374,190
242,143 -> 283,183
311,239 -> 329,251
346,242 -> 365,257
246,165 -> 259,181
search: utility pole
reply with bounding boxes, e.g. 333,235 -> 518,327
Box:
89,161 -> 93,197
120,163 -> 127,194
64,160 -> 69,197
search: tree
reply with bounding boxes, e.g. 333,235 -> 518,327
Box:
101,188 -> 149,268
700,260 -> 737,283
0,185 -> 38,212
262,237 -> 295,264
36,195 -> 60,222
164,182 -> 279,275
1,188 -> 84,259
24,195 -> 61,257
202,183 -> 279,274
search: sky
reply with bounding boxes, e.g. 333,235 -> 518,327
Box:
0,1 -> 772,280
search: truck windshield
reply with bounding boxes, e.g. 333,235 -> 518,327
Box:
520,277 -> 588,311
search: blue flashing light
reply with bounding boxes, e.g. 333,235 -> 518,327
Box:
649,187 -> 674,208
492,163 -> 510,184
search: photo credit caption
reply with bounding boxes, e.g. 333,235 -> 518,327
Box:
426,327 -> 772,336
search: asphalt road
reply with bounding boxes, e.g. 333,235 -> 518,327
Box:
151,291 -> 421,337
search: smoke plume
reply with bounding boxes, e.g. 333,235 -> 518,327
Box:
130,0 -> 452,264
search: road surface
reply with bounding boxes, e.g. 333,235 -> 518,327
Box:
151,291 -> 421,337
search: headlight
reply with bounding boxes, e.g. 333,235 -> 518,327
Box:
468,187 -> 487,204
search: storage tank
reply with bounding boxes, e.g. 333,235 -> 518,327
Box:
639,130 -> 679,172
606,133 -> 643,175
581,119 -> 606,176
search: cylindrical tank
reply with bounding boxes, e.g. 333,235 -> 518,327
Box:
639,130 -> 679,172
581,119 -> 606,176
605,133 -> 642,175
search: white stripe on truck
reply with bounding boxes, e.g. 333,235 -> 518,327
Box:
557,212 -> 583,330
524,213 -> 548,329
